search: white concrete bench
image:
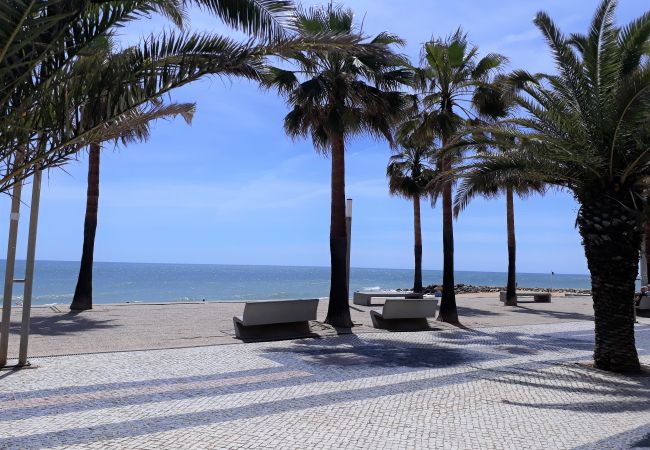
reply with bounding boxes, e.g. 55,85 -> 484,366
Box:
370,298 -> 438,330
500,291 -> 551,303
233,299 -> 318,340
353,291 -> 423,306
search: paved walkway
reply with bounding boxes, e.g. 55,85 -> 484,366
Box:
3,294 -> 596,357
1,321 -> 649,449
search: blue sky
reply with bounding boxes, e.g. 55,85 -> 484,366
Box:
1,0 -> 645,274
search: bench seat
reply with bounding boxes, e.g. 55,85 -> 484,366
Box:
370,298 -> 438,330
233,299 -> 318,341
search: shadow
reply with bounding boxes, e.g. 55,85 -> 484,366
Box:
2,326 -> 648,448
495,364 -> 650,414
0,337 -> 509,448
10,312 -> 118,337
632,432 -> 650,447
262,333 -> 504,373
456,306 -> 503,318
510,305 -> 593,322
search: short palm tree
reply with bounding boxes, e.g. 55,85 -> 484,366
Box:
467,0 -> 650,372
454,79 -> 546,306
387,142 -> 435,293
454,143 -> 545,306
411,30 -> 507,323
265,5 -> 412,327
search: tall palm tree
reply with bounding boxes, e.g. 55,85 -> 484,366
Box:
411,30 -> 507,323
387,142 -> 435,293
265,5 -> 412,327
465,0 -> 650,372
70,101 -> 196,311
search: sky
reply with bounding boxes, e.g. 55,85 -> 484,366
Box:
1,0 -> 646,275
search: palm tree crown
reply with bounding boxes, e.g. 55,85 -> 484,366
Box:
267,5 -> 413,150
387,146 -> 436,200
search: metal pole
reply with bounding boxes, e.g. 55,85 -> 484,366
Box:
641,236 -> 648,286
18,168 -> 42,366
0,154 -> 25,368
345,198 -> 352,299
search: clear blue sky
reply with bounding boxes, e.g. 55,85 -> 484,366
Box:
1,0 -> 645,274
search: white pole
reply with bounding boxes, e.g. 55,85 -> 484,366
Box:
18,168 -> 42,366
641,236 -> 648,286
346,198 -> 352,299
0,154 -> 24,368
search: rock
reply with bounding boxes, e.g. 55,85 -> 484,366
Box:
408,284 -> 592,295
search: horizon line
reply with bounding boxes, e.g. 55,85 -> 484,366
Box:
0,258 -> 592,277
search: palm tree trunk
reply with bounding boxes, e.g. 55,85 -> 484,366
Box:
505,186 -> 517,306
413,195 -> 423,293
325,135 -> 353,328
644,218 -> 650,284
70,143 -> 100,311
438,155 -> 458,323
577,194 -> 641,373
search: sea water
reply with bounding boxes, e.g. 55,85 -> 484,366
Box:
0,260 -> 593,306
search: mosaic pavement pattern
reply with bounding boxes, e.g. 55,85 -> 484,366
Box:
1,321 -> 649,449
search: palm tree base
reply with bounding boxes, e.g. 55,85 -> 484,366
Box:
593,359 -> 641,374
69,302 -> 92,311
324,314 -> 354,329
437,314 -> 460,325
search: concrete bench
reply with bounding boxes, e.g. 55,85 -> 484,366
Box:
353,291 -> 423,306
233,299 -> 318,341
500,291 -> 552,303
370,298 -> 438,330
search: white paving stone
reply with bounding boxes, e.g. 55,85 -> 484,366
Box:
0,321 -> 648,449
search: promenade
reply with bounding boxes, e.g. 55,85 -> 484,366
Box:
1,296 -> 649,449
4,293 -> 596,356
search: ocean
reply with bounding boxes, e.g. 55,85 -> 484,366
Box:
0,260 -> 594,306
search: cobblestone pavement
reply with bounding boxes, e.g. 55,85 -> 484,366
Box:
1,321 -> 649,449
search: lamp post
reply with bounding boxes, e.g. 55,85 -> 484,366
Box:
641,237 -> 648,286
346,198 -> 352,299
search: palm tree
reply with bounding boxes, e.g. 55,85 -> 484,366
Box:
387,142 -> 435,293
454,145 -> 545,306
464,0 -> 650,372
453,79 -> 546,306
411,30 -> 507,322
265,5 -> 412,327
70,101 -> 196,311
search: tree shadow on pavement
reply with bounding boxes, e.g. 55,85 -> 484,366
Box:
509,305 -> 593,322
497,363 -> 650,413
11,312 -> 118,336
